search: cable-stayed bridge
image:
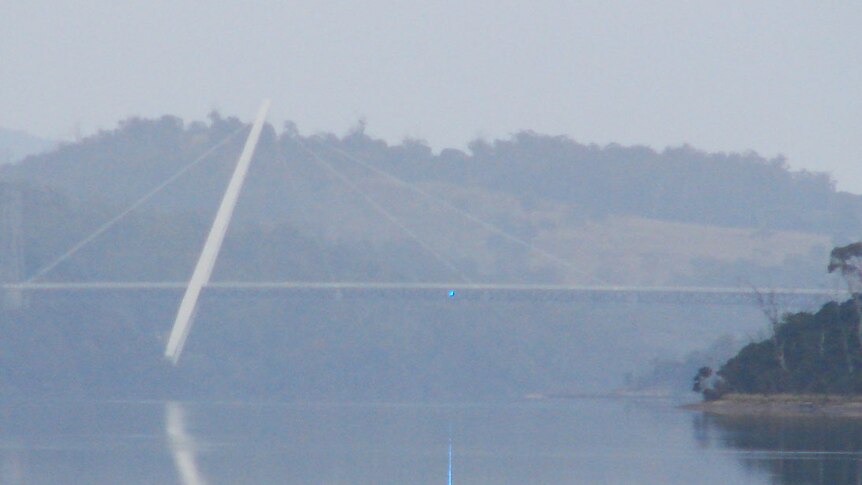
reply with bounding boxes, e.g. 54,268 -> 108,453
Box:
0,100 -> 844,363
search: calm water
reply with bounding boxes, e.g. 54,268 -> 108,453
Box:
0,398 -> 860,484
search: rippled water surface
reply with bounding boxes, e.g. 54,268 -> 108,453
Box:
1,398 -> 860,484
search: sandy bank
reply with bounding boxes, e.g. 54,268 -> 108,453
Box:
683,393 -> 862,417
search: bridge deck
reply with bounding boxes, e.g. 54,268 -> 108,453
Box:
2,281 -> 841,306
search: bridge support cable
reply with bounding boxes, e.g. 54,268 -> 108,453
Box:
294,140 -> 473,284
24,125 -> 247,283
165,100 -> 271,365
316,143 -> 606,286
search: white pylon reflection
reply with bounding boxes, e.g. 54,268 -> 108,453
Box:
166,402 -> 209,485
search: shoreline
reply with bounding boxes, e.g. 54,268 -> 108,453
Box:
682,393 -> 862,417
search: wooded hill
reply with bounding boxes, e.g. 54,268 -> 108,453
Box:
1,114 -> 849,287
0,127 -> 54,165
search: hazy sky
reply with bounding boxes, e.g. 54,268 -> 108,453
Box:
3,1 -> 862,191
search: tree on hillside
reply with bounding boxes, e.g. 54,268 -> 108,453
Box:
752,287 -> 787,372
828,242 -> 862,279
828,241 -> 862,372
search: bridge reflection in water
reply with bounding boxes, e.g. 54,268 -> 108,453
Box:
166,402 -> 210,485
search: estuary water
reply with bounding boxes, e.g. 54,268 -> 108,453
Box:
0,397 -> 858,484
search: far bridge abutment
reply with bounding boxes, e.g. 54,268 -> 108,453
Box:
1,185 -> 25,311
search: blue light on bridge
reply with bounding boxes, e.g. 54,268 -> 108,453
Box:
448,290 -> 456,298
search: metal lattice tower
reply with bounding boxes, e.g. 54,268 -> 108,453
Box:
0,184 -> 25,310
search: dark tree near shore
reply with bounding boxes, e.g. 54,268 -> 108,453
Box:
692,366 -> 712,392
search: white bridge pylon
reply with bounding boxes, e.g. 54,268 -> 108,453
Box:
164,100 -> 271,365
